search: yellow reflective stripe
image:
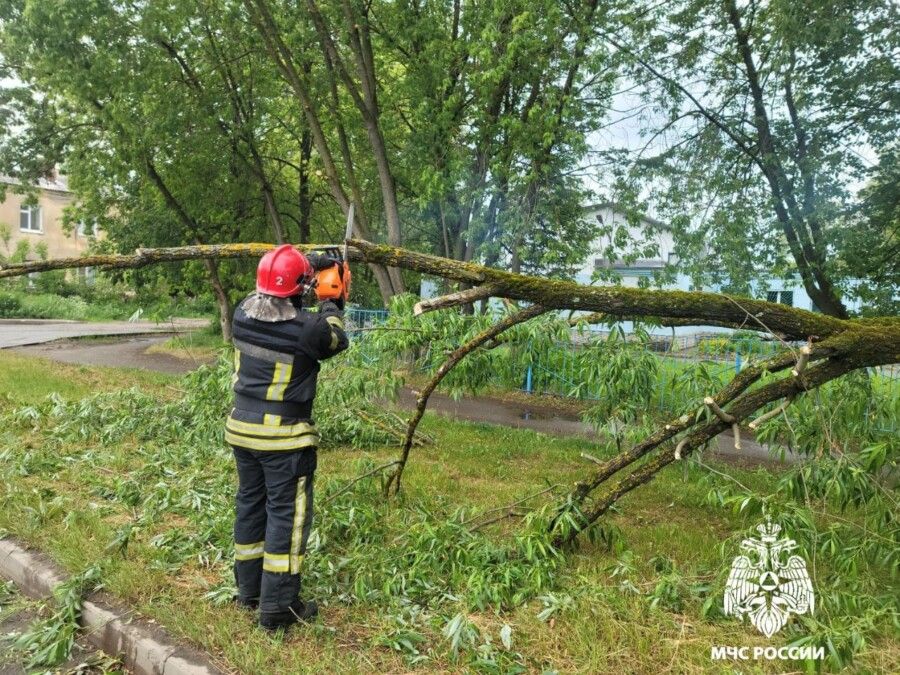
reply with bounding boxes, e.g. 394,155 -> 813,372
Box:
231,350 -> 241,386
225,418 -> 316,438
235,550 -> 264,561
235,541 -> 265,552
225,430 -> 318,451
263,552 -> 290,573
266,361 -> 293,401
263,413 -> 282,426
325,316 -> 343,350
234,540 -> 264,561
290,476 -> 307,574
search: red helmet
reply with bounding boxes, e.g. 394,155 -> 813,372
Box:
256,245 -> 312,297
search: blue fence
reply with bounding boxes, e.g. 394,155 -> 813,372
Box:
520,334 -> 780,397
345,307 -> 389,330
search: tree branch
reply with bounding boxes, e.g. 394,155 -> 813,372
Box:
413,283 -> 504,316
385,304 -> 548,495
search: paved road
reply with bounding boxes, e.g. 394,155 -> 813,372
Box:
396,388 -> 790,465
0,318 -> 206,349
16,336 -> 206,375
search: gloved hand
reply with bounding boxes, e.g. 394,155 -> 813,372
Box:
319,298 -> 344,313
307,251 -> 340,271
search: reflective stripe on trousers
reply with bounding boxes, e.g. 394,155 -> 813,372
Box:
232,447 -> 316,613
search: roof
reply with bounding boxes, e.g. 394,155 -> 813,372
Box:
0,174 -> 71,194
583,200 -> 668,230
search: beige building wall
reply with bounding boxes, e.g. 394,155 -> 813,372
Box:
0,180 -> 91,261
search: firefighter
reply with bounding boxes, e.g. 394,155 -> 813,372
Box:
227,244 -> 348,630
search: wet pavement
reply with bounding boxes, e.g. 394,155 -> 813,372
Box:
396,388 -> 790,465
15,336 -> 206,375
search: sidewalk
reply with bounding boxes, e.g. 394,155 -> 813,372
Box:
0,318 -> 206,349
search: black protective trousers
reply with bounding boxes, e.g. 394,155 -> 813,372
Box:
231,447 -> 316,614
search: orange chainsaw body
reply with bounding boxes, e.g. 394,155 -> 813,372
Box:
314,261 -> 351,302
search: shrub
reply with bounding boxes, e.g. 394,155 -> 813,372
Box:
33,271 -> 77,297
0,291 -> 22,318
19,294 -> 90,321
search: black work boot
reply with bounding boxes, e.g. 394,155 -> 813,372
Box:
259,600 -> 319,631
234,595 -> 259,611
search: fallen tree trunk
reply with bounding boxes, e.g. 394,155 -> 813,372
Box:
3,240 -> 897,543
0,240 -> 851,340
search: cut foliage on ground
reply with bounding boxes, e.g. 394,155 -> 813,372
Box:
0,351 -> 896,673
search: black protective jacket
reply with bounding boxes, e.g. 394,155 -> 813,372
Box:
225,298 -> 348,452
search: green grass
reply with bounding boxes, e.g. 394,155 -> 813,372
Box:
0,354 -> 896,674
145,330 -> 227,362
0,350 -> 173,406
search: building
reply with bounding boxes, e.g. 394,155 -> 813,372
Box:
0,175 -> 94,264
575,202 -> 678,290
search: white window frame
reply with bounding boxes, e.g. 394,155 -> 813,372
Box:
19,205 -> 43,233
77,219 -> 97,237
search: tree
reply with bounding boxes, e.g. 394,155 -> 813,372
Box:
838,146 -> 900,315
0,0 -> 375,330
242,0 -> 614,292
3,240 -> 896,531
597,0 -> 900,317
1,0 -> 623,311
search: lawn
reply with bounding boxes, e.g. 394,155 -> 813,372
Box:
0,352 -> 896,673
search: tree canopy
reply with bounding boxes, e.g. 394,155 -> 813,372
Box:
598,0 -> 899,317
0,0 -> 896,321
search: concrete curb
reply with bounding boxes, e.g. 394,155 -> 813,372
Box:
0,539 -> 224,675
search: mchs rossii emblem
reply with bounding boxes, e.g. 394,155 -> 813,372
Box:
724,518 -> 814,637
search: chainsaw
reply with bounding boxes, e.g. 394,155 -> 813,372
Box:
312,202 -> 354,304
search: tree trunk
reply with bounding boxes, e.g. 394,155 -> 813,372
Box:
3,241 -> 896,529
245,0 -> 397,304
203,258 -> 233,340
297,127 -> 312,244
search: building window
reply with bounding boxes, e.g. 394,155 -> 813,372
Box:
20,205 -> 42,233
77,219 -> 97,237
767,291 -> 794,306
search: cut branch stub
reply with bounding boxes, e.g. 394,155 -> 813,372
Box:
413,282 -> 503,316
704,396 -> 736,423
748,396 -> 795,430
792,344 -> 812,377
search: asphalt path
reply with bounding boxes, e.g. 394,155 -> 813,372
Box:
0,318 -> 206,349
15,335 -> 204,375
